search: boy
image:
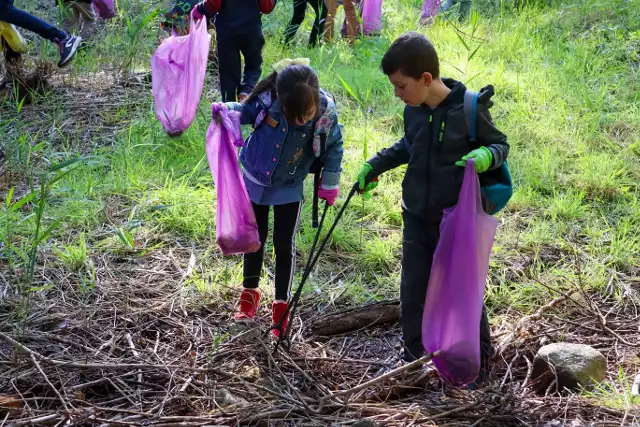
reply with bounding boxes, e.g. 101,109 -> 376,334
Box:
357,32 -> 508,381
193,0 -> 276,102
0,0 -> 81,67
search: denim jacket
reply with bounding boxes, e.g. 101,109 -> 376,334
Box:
227,90 -> 343,193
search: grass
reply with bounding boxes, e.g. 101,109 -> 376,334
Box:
1,0 -> 640,409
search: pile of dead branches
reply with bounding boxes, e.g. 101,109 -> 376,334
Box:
0,249 -> 639,426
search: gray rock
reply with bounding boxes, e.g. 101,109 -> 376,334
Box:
532,343 -> 606,392
214,388 -> 247,407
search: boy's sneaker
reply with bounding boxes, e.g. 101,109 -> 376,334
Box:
57,35 -> 82,67
234,288 -> 261,322
270,300 -> 290,339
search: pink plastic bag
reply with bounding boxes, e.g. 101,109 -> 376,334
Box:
361,0 -> 383,35
92,0 -> 115,19
205,105 -> 261,256
152,14 -> 210,137
421,0 -> 440,25
422,160 -> 498,386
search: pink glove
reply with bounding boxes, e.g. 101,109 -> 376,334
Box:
191,5 -> 204,20
318,186 -> 339,206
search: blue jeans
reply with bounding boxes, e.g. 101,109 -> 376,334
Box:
0,0 -> 67,43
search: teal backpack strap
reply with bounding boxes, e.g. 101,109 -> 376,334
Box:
464,89 -> 512,215
463,90 -> 479,142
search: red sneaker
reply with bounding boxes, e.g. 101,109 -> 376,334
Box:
234,288 -> 261,322
271,300 -> 290,339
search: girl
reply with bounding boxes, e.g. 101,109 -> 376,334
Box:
193,0 -> 277,102
283,0 -> 327,47
222,59 -> 343,338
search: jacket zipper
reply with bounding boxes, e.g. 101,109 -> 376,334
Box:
426,112 -> 433,215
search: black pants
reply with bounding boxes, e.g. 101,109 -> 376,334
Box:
243,201 -> 302,301
283,0 -> 327,47
400,214 -> 494,365
216,25 -> 264,102
0,0 -> 66,43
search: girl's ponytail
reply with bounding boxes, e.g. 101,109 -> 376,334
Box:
244,58 -> 312,105
245,71 -> 278,104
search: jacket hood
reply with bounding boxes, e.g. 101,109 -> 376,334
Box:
441,78 -> 496,108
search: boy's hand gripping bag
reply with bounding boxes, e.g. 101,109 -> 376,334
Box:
422,160 -> 498,386
205,104 -> 261,256
92,0 -> 116,19
361,0 -> 383,35
152,13 -> 210,137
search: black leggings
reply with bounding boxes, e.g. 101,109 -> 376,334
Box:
283,0 -> 328,47
243,201 -> 302,301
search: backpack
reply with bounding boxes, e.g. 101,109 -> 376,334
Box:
463,90 -> 513,215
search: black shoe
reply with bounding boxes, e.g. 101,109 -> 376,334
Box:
57,35 -> 82,67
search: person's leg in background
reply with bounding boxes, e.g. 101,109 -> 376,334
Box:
341,0 -> 358,44
283,0 -> 308,46
307,0 -> 327,47
0,0 -> 81,66
216,26 -> 242,102
323,0 -> 336,42
238,25 -> 265,101
61,0 -> 96,40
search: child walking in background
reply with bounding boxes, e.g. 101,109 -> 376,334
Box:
357,32 -> 509,383
283,0 -> 327,47
324,0 -> 357,44
0,0 -> 81,67
193,0 -> 276,102
220,59 -> 344,337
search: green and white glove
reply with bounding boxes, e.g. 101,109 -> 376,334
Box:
455,147 -> 493,173
357,163 -> 379,200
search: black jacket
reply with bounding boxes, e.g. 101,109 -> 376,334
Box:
198,0 -> 277,32
367,79 -> 509,222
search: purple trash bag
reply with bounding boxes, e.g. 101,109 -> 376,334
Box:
421,0 -> 440,25
361,0 -> 382,35
205,104 -> 261,256
92,0 -> 115,19
422,160 -> 498,387
152,13 -> 210,137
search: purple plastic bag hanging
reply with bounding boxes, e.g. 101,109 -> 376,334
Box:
205,105 -> 261,256
422,160 -> 498,386
152,13 -> 210,137
361,0 -> 382,35
92,0 -> 115,19
421,0 -> 440,25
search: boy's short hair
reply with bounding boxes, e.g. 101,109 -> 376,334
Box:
381,32 -> 440,79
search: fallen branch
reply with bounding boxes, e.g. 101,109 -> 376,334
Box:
309,300 -> 400,336
319,353 -> 436,404
30,353 -> 70,413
